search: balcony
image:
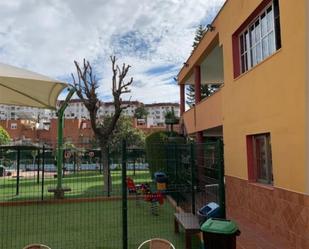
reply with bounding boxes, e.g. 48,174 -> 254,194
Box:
183,88 -> 223,134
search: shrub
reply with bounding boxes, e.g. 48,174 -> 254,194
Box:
0,126 -> 10,145
145,131 -> 185,178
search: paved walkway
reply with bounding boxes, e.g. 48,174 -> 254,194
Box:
231,212 -> 293,249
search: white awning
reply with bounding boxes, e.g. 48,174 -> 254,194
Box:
0,63 -> 67,109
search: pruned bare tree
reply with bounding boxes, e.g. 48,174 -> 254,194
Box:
71,56 -> 133,195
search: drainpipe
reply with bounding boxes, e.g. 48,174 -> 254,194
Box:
194,65 -> 201,104
306,0 -> 309,194
180,84 -> 185,116
194,65 -> 204,189
194,65 -> 203,143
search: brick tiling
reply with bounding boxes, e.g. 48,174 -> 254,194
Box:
226,176 -> 309,249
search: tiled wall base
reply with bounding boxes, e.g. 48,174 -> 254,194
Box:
226,176 -> 309,249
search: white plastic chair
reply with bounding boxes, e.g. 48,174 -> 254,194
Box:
23,244 -> 51,249
138,238 -> 175,249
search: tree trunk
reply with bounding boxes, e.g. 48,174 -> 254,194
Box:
101,145 -> 112,196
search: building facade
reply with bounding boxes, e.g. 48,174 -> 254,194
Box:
0,101 -> 180,148
145,103 -> 180,127
178,0 -> 308,247
0,119 -> 94,149
0,104 -> 52,121
0,101 -> 179,128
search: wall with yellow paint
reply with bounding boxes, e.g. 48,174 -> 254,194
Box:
179,0 -> 307,192
221,0 -> 306,192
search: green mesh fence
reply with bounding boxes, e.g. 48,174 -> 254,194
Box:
0,139 -> 224,249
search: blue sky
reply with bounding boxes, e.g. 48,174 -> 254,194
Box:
0,0 -> 225,103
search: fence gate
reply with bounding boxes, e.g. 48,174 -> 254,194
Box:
195,140 -> 225,218
123,139 -> 225,249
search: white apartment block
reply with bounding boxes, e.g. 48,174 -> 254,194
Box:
0,104 -> 52,121
145,103 -> 179,127
0,100 -> 180,127
59,100 -> 140,119
59,100 -> 179,126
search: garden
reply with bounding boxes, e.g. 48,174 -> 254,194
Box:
0,129 -> 224,249
0,172 -> 183,249
0,167 -> 202,249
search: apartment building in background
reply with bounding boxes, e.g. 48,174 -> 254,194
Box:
0,104 -> 52,121
0,119 -> 94,149
178,0 -> 309,248
0,100 -> 179,147
145,103 -> 179,127
0,100 -> 179,126
58,100 -> 179,126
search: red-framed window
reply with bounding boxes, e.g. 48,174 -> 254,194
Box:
233,0 -> 281,78
247,133 -> 273,185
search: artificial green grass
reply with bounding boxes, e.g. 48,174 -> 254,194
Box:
0,199 -> 202,249
0,170 -> 202,249
0,170 -> 151,201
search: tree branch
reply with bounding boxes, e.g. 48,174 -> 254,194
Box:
71,56 -> 133,143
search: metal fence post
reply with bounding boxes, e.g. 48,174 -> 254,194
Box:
190,142 -> 196,215
99,150 -> 102,174
165,144 -> 169,175
107,146 -> 111,197
41,146 -> 45,201
217,139 -> 226,218
37,149 -> 40,184
56,111 -> 64,190
122,140 -> 128,249
173,143 -> 180,206
16,149 -> 20,196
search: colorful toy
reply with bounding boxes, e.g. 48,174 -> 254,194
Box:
126,177 -> 164,215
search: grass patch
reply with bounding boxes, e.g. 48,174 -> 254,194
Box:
0,199 -> 202,249
0,170 -> 202,249
0,170 -> 151,201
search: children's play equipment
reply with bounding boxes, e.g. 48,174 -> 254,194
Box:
126,177 -> 164,215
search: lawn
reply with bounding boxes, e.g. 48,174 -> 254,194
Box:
0,199 -> 201,249
0,170 -> 151,201
0,170 -> 201,249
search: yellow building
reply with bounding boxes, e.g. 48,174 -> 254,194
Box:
178,0 -> 309,247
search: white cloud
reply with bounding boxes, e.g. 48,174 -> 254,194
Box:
0,0 -> 225,103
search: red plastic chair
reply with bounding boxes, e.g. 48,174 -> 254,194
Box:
126,177 -> 138,193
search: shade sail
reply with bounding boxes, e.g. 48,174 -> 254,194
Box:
0,63 -> 67,109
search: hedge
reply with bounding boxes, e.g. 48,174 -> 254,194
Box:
145,131 -> 185,178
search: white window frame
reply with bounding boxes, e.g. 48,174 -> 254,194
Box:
82,122 -> 87,129
239,1 -> 277,74
11,123 -> 17,129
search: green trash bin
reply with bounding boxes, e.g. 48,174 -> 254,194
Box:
201,218 -> 240,249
